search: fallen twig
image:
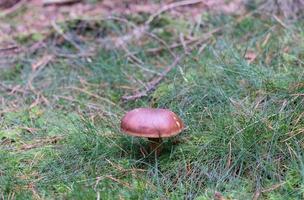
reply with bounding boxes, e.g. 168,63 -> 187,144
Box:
31,54 -> 53,72
66,86 -> 118,107
0,0 -> 26,18
261,182 -> 286,193
291,93 -> 304,96
43,0 -> 80,6
273,15 -> 289,29
0,108 -> 19,116
54,94 -> 122,117
94,175 -> 131,191
121,43 -> 161,75
0,82 -> 26,94
51,21 -> 83,52
0,47 -> 22,55
20,127 -> 40,134
0,45 -> 18,52
27,54 -> 53,107
145,0 -> 204,25
105,175 -> 131,188
179,33 -> 189,54
19,136 -> 63,151
129,27 -> 221,55
144,31 -> 177,58
226,142 -> 232,168
122,55 -> 184,101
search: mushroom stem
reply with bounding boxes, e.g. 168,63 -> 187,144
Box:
148,138 -> 162,156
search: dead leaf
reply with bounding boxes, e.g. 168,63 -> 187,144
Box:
245,51 -> 257,64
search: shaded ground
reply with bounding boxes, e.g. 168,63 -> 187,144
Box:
1,0 -> 304,199
0,0 -> 245,43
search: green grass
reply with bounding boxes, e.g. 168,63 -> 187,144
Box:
1,11 -> 304,199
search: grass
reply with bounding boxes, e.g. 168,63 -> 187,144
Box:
1,9 -> 304,200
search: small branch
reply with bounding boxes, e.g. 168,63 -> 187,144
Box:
179,33 -> 189,54
121,44 -> 161,75
31,54 -> 53,71
0,0 -> 26,18
27,54 -> 53,107
19,136 -> 63,151
51,21 -> 83,52
226,142 -> 232,168
66,86 -> 119,107
273,15 -> 289,29
0,82 -> 25,94
122,55 -> 184,101
0,45 -> 18,52
137,27 -> 221,55
145,0 -> 204,25
144,31 -> 177,58
43,0 -> 80,6
291,93 -> 304,96
94,175 -> 131,189
261,182 -> 286,193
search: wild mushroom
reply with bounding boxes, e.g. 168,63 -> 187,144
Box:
120,108 -> 184,155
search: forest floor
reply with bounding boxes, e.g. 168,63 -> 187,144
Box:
1,0 -> 304,199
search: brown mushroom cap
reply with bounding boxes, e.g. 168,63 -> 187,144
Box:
120,108 -> 184,138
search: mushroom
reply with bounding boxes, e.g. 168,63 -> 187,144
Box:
120,108 -> 184,155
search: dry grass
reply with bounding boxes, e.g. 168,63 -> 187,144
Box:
1,1 -> 304,199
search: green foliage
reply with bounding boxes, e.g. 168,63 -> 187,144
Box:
1,10 -> 304,199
